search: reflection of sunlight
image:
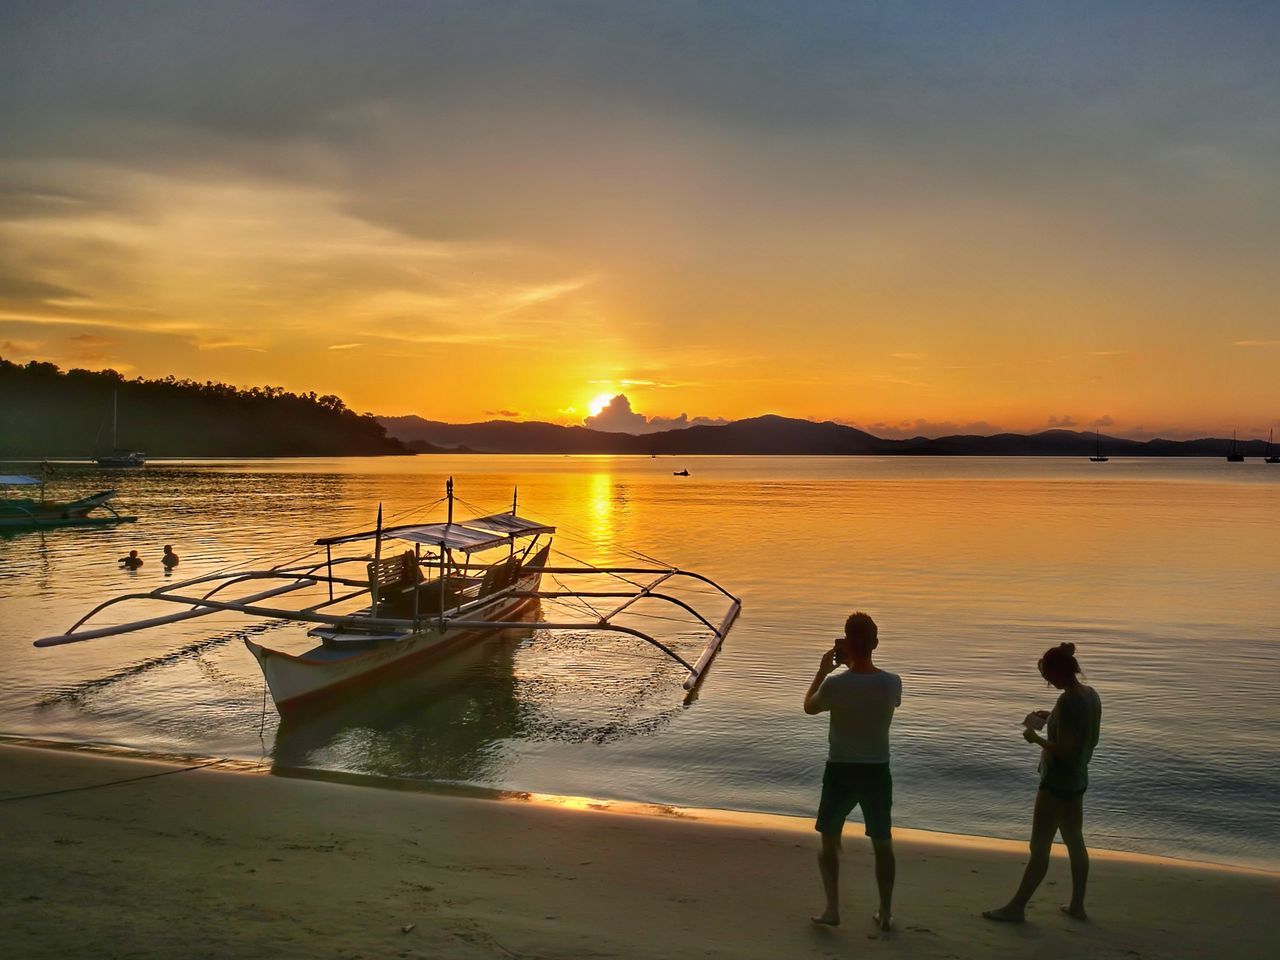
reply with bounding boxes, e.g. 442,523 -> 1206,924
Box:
588,471 -> 613,543
529,793 -> 610,812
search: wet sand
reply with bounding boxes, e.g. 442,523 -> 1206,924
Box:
2,743 -> 1275,959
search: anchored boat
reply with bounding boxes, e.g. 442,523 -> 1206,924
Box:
1226,430 -> 1245,463
1,473 -> 136,530
94,390 -> 146,468
33,480 -> 741,715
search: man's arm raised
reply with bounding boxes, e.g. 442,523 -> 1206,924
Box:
804,648 -> 839,714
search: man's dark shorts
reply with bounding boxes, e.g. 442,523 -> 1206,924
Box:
815,761 -> 893,839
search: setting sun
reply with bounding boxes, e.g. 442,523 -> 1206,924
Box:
587,393 -> 614,417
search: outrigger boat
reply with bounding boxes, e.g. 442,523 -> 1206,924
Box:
1,473 -> 136,530
33,480 -> 741,715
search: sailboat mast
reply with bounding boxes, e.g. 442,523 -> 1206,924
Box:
112,390 -> 118,449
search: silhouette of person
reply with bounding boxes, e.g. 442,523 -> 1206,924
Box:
400,550 -> 422,586
804,612 -> 902,931
162,545 -> 180,570
984,642 -> 1102,923
119,550 -> 143,570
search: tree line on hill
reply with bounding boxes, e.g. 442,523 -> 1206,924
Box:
1,358 -> 410,458
379,413 -> 1271,457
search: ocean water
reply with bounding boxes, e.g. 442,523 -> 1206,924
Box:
1,455 -> 1277,870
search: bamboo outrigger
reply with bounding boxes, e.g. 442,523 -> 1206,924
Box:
33,480 -> 741,715
1,472 -> 136,530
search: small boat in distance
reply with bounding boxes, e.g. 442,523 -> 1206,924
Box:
33,480 -> 740,715
1,473 -> 136,530
1089,429 -> 1109,462
1266,429 -> 1278,464
1226,430 -> 1245,463
673,469 -> 690,476
94,390 -> 146,468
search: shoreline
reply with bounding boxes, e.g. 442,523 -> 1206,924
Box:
3,741 -> 1277,960
5,733 -> 1274,878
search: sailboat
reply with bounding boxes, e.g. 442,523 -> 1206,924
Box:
94,390 -> 146,467
1089,429 -> 1109,462
1226,430 -> 1244,463
1266,429 -> 1278,464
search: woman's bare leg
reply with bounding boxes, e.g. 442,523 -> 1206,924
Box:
1058,795 -> 1089,919
984,789 -> 1063,922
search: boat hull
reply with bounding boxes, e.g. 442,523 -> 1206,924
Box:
245,575 -> 543,716
0,490 -> 134,529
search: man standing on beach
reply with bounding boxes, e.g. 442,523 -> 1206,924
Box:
804,611 -> 901,931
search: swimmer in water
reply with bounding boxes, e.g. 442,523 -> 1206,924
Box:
162,545 -> 180,569
120,550 -> 143,570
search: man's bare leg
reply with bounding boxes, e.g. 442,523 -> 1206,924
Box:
984,790 -> 1061,922
812,831 -> 842,925
1058,795 -> 1089,919
871,836 -> 895,930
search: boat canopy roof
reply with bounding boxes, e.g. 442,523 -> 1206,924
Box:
315,513 -> 555,552
0,475 -> 39,485
387,523 -> 508,552
466,513 -> 556,537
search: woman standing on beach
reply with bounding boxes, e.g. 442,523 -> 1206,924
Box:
984,642 -> 1102,923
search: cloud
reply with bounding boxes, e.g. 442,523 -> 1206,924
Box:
66,332 -> 113,361
328,342 -> 363,350
1,338 -> 40,356
1234,339 -> 1280,347
484,409 -> 520,418
1047,414 -> 1077,428
582,394 -> 727,435
857,418 -> 1004,439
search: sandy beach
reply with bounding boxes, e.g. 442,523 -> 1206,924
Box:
1,743 -> 1275,960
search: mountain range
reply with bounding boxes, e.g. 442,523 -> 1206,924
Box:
379,414 -> 1271,458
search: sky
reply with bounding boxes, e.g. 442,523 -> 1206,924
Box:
1,1 -> 1277,439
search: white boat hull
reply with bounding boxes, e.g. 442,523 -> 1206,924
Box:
244,572 -> 542,715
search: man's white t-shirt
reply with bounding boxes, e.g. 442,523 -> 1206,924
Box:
813,669 -> 902,764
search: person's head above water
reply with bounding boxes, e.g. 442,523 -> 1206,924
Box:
163,545 -> 174,554
836,611 -> 879,663
1038,642 -> 1082,689
128,550 -> 138,558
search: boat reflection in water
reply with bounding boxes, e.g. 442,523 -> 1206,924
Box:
270,599 -> 691,786
271,609 -> 536,784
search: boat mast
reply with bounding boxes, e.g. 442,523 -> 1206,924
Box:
441,478 -> 452,627
371,502 -> 383,615
510,486 -> 518,557
112,389 -> 118,450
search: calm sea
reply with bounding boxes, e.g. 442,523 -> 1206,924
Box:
2,456 -> 1277,869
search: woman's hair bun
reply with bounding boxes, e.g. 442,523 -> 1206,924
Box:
1058,642 -> 1076,656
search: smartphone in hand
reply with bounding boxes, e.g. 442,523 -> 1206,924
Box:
1023,711 -> 1047,731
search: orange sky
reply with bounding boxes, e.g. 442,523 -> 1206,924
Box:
1,4 -> 1277,439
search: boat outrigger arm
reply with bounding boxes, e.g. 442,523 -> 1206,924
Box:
32,546 -> 742,694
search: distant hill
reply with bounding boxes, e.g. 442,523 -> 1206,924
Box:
380,413 -> 1270,457
2,358 -> 411,457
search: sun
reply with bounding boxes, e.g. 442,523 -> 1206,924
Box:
587,392 -> 614,416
